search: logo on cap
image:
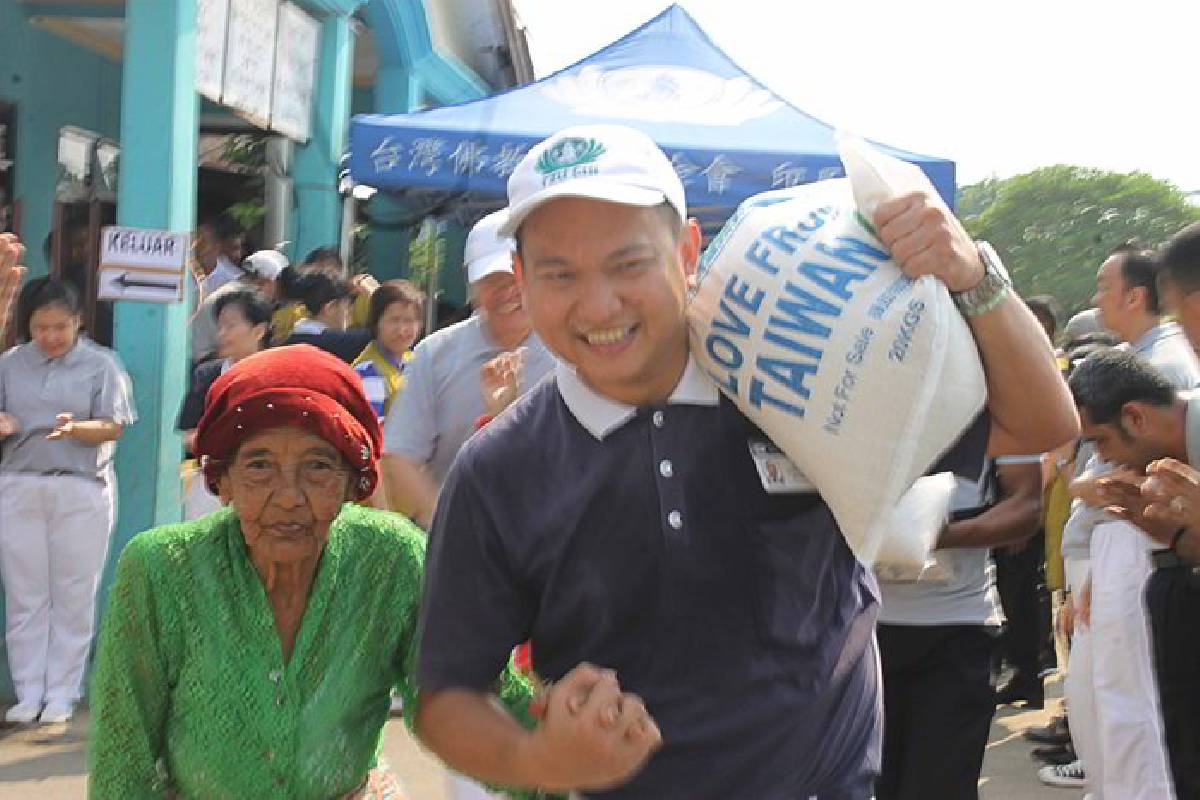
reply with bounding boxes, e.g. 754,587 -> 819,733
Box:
535,137 -> 606,186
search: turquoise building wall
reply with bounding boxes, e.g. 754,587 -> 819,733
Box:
0,5 -> 123,278
0,6 -> 126,699
0,0 -> 498,702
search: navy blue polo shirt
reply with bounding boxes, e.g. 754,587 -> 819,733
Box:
419,358 -> 986,799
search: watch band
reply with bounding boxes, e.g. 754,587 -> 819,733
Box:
953,241 -> 1012,317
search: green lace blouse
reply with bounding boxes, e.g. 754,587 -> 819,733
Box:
88,505 -> 534,799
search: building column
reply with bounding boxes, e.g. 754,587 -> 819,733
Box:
365,193 -> 422,280
106,0 -> 197,589
375,65 -> 422,113
291,13 -> 354,265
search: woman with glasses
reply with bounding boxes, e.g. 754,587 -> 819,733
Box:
87,344 -> 540,799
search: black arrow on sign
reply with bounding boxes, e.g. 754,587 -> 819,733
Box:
115,273 -> 178,292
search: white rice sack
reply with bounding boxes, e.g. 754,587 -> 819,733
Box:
687,142 -> 986,571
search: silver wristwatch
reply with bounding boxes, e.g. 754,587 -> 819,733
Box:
953,241 -> 1012,317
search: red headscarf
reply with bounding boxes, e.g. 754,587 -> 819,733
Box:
194,345 -> 383,499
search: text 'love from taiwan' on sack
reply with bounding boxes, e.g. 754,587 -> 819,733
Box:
687,137 -> 987,577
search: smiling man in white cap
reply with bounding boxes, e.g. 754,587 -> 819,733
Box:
412,124 -> 1077,798
381,208 -> 556,530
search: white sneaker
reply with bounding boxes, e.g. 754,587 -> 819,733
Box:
1038,759 -> 1086,788
38,703 -> 74,724
4,702 -> 42,725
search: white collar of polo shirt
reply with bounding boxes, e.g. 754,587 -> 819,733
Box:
1130,320 -> 1179,354
293,318 -> 328,335
33,336 -> 85,366
205,256 -> 240,283
556,355 -> 719,441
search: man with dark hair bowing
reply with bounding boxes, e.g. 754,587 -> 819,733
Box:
415,125 -> 1079,798
1070,348 -> 1200,800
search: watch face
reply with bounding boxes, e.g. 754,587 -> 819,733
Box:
955,242 -> 1012,316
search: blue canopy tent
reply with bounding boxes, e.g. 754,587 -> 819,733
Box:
349,3 -> 955,235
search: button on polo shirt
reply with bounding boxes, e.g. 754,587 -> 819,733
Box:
419,358 -> 921,799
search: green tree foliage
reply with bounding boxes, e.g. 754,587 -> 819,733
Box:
218,135 -> 267,170
407,222 -> 441,291
959,166 -> 1200,314
215,135 -> 267,234
957,177 -> 1001,221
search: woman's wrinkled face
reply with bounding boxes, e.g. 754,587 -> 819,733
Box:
217,427 -> 351,566
30,303 -> 82,359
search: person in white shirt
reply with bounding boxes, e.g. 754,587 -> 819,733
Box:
190,249 -> 284,365
1055,245 -> 1196,799
193,213 -> 244,298
381,210 -> 556,530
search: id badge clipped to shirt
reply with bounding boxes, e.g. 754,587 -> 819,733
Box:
748,440 -> 815,494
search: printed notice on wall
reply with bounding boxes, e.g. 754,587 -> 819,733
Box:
270,2 -> 320,143
222,0 -> 279,128
196,0 -> 231,102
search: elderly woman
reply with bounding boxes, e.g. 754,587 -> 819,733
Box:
0,278 -> 136,726
88,345 -> 537,799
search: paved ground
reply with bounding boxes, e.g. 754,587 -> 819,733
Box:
0,680 -> 1083,799
980,680 -> 1079,800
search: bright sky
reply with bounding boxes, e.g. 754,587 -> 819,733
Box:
516,0 -> 1200,193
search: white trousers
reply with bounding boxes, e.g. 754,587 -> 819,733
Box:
0,475 -> 114,706
1065,556 -> 1104,795
1073,521 -> 1175,800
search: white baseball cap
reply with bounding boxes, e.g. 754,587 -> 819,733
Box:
242,249 -> 287,280
499,124 -> 687,237
465,209 -> 516,284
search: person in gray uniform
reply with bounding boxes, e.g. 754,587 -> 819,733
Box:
1069,348 -> 1200,800
1060,246 -> 1197,799
0,278 -> 136,726
876,443 -> 1044,800
381,209 -> 555,530
1093,244 -> 1200,387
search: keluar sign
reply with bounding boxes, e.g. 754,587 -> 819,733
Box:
98,226 -> 190,304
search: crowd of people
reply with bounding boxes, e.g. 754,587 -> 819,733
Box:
0,120 -> 1197,800
1018,229 -> 1200,800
